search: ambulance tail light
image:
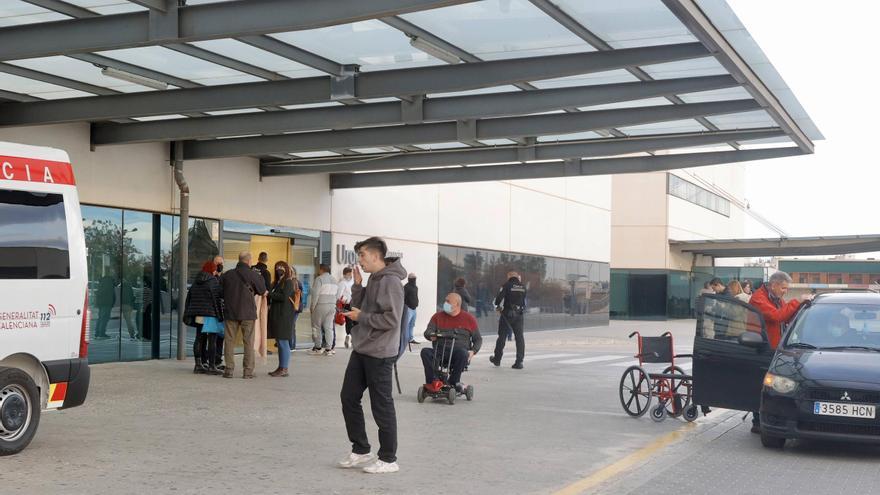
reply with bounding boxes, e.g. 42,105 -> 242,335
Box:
79,291 -> 90,358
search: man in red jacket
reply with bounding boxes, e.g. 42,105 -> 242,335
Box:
747,270 -> 812,433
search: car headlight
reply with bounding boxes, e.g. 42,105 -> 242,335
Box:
763,373 -> 798,394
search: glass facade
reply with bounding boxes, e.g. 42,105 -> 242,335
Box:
83,205 -> 220,363
667,173 -> 731,217
611,267 -> 765,320
437,245 -> 610,332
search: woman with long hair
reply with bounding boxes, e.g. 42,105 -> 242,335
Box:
727,280 -> 751,303
183,260 -> 224,375
268,261 -> 296,377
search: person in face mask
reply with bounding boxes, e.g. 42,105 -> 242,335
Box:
212,255 -> 226,370
267,261 -> 296,377
337,267 -> 356,348
420,293 -> 482,394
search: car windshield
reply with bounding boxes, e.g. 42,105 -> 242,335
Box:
786,303 -> 880,350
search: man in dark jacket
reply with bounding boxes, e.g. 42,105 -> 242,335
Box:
421,293 -> 481,393
490,271 -> 527,369
220,252 -> 268,379
253,252 -> 272,290
403,273 -> 419,346
339,237 -> 406,474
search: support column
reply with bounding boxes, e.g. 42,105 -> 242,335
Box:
173,141 -> 189,360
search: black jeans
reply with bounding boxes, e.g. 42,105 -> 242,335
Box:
193,324 -> 204,363
420,346 -> 467,386
340,351 -> 397,463
494,312 -> 524,364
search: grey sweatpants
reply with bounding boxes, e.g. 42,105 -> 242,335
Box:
311,303 -> 336,350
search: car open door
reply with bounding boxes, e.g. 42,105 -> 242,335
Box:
692,295 -> 776,412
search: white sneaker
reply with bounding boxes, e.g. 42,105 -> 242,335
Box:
323,349 -> 335,356
308,348 -> 323,356
338,452 -> 375,468
363,460 -> 399,474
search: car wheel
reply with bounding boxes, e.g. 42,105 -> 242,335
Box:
0,368 -> 41,456
760,432 -> 786,449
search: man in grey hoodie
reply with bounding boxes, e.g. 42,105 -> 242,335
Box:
338,237 -> 406,474
309,264 -> 338,356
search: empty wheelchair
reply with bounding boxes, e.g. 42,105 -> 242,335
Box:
619,331 -> 696,422
417,332 -> 474,405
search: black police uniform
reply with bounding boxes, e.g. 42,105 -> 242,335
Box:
492,276 -> 526,366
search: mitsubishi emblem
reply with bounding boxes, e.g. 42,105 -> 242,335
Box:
840,391 -> 852,401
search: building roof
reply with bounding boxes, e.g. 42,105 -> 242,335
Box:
0,0 -> 820,187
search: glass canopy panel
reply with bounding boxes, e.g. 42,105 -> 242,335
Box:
65,0 -> 145,14
640,57 -> 728,80
479,138 -> 517,146
617,119 -> 706,135
429,85 -> 521,99
189,39 -> 324,78
270,20 -> 446,72
706,110 -> 776,130
531,70 -> 640,89
581,97 -> 673,111
96,46 -> 263,85
7,56 -> 155,93
400,0 -> 595,60
552,0 -> 697,49
0,1 -> 67,26
289,151 -> 341,159
33,90 -> 94,100
0,71 -> 91,97
677,86 -> 753,103
537,131 -> 603,143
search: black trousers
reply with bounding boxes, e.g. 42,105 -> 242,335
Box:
340,351 -> 397,463
494,312 -> 524,364
420,346 -> 467,386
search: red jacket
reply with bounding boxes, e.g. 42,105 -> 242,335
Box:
748,285 -> 801,348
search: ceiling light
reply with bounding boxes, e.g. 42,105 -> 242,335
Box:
409,36 -> 461,64
101,67 -> 168,90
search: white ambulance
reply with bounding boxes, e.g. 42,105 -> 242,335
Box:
0,142 -> 90,455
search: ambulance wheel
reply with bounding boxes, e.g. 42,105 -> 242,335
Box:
447,387 -> 456,405
417,386 -> 426,404
0,368 -> 41,456
650,403 -> 667,422
683,404 -> 699,423
465,385 -> 474,401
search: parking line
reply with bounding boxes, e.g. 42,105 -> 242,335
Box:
527,354 -> 580,361
557,355 -> 628,365
551,423 -> 696,495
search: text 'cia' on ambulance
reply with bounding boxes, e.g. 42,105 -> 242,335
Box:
0,142 -> 90,456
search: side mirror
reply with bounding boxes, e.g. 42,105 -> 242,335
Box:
738,331 -> 766,348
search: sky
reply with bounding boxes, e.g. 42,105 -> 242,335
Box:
726,0 -> 879,238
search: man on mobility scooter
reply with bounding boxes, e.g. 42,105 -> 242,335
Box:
419,293 -> 482,404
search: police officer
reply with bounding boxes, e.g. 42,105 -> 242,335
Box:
489,271 -> 527,369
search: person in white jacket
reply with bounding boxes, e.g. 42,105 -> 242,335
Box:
310,264 -> 339,356
337,267 -> 355,348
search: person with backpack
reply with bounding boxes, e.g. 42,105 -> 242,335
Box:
338,237 -> 407,474
183,260 -> 224,375
267,261 -> 296,377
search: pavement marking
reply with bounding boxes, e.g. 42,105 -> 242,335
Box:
557,355 -> 628,365
527,353 -> 581,361
551,423 -> 697,495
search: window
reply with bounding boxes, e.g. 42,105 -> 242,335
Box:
829,273 -> 843,284
0,189 -> 69,279
850,274 -> 864,284
667,174 -> 731,217
799,274 -> 807,283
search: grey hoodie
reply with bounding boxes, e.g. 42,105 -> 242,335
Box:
350,258 -> 407,359
310,272 -> 338,311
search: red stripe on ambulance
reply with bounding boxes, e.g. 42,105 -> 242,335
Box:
0,155 -> 75,185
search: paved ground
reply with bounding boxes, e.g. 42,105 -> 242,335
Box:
7,319 -> 880,494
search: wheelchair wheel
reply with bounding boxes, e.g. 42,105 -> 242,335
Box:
650,403 -> 667,422
661,366 -> 692,418
465,385 -> 474,401
447,387 -> 456,405
619,365 -> 652,418
417,386 -> 426,404
683,404 -> 699,423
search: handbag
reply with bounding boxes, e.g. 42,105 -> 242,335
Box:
289,282 -> 302,313
334,298 -> 346,326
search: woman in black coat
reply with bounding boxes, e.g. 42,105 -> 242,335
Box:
268,261 -> 296,377
183,260 -> 223,374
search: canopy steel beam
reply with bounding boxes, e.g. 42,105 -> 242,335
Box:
70,53 -> 201,89
93,75 -> 739,145
21,0 -> 97,17
0,43 -> 709,126
662,0 -> 813,153
130,0 -> 168,11
184,99 -> 761,160
261,128 -> 785,175
236,35 -> 346,76
326,147 -> 804,188
0,0 -> 478,61
0,62 -> 118,96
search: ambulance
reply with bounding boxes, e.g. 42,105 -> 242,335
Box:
0,142 -> 90,455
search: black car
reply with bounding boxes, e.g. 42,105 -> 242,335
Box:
691,293 -> 880,449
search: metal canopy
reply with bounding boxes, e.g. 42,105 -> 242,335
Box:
0,0 -> 820,187
671,235 -> 880,258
